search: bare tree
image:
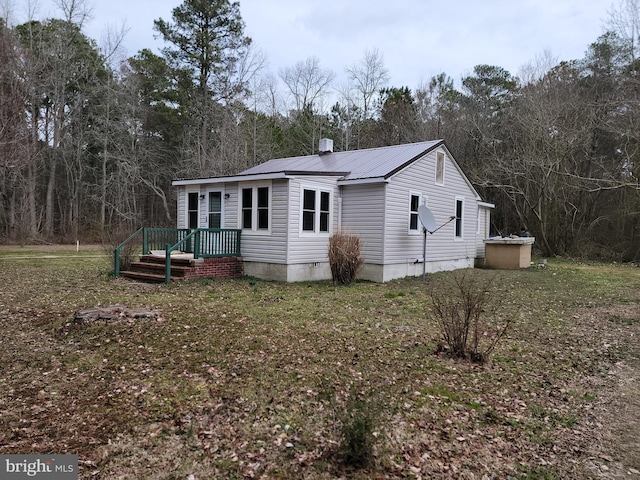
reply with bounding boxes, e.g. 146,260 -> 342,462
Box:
346,48 -> 389,120
279,56 -> 334,112
333,80 -> 359,150
0,0 -> 15,25
518,49 -> 559,86
100,21 -> 129,68
0,18 -> 35,241
607,0 -> 640,65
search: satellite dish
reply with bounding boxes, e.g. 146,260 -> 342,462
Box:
418,205 -> 437,232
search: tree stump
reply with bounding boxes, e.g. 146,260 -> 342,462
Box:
73,305 -> 161,324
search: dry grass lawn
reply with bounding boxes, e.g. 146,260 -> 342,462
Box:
0,245 -> 638,479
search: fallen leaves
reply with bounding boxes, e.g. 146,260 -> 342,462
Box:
0,258 -> 639,478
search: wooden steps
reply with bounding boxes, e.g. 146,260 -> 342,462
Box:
120,254 -> 194,283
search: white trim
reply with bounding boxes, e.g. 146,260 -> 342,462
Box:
408,190 -> 422,235
477,201 -> 495,209
454,196 -> 465,241
238,182 -> 272,236
173,172 -> 291,186
299,184 -> 333,237
206,188 -> 224,229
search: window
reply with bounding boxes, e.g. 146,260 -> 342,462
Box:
436,151 -> 445,185
319,191 -> 330,232
409,193 -> 421,233
302,189 -> 316,231
301,188 -> 331,234
257,186 -> 269,229
241,184 -> 271,232
454,197 -> 464,239
242,188 -> 253,229
208,191 -> 222,229
187,192 -> 199,229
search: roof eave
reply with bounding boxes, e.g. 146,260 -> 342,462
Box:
338,177 -> 389,185
172,172 -> 292,186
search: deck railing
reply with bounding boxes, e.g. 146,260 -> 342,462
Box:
114,228 -> 242,282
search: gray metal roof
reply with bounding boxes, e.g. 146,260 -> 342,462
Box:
239,140 -> 445,181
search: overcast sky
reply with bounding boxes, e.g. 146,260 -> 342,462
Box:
18,0 -> 614,89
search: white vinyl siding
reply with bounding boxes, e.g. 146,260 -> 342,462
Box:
340,183 -> 385,264
383,148 -> 478,264
176,186 -> 186,228
287,177 -> 340,263
239,180 -> 288,263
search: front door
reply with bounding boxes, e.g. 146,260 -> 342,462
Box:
203,191 -> 224,255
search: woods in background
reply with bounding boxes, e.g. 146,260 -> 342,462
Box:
1,0 -> 639,261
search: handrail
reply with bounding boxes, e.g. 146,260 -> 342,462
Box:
114,227 -> 144,277
164,229 -> 201,283
115,227 -> 242,283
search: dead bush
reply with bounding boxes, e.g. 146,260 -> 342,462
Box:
427,270 -> 513,364
328,231 -> 363,285
103,227 -> 142,273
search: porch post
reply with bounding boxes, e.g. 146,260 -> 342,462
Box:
165,245 -> 171,283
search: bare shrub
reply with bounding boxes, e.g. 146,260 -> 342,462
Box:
427,270 -> 514,364
102,227 -> 142,273
328,231 -> 363,285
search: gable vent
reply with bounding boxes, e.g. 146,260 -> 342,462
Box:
318,138 -> 333,155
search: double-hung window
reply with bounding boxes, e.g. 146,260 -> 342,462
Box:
454,197 -> 464,240
301,187 -> 331,234
241,184 -> 271,233
409,192 -> 422,233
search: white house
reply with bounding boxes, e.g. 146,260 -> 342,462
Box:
172,139 -> 494,282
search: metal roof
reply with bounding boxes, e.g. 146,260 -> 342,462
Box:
239,140 -> 444,181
